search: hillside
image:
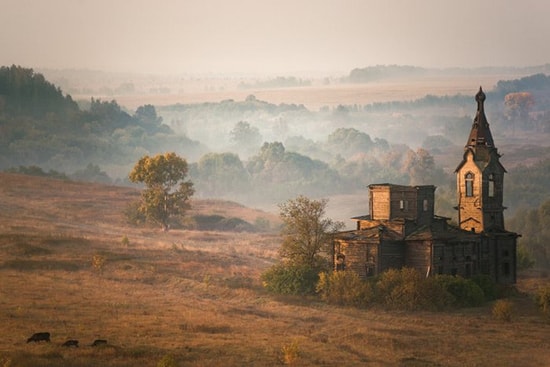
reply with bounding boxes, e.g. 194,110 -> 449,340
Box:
1,174 -> 550,366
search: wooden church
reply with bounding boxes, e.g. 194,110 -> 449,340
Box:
333,88 -> 519,284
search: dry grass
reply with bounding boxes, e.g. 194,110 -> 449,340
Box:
1,172 -> 549,366
76,73 -> 526,111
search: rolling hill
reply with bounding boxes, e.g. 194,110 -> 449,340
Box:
0,173 -> 549,366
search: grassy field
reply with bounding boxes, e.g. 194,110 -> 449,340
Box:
1,173 -> 549,366
72,74 -> 524,111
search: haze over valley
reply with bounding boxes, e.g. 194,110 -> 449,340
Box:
1,1 -> 550,365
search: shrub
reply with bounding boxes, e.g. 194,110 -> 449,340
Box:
124,200 -> 146,225
261,263 -> 319,295
157,354 -> 177,367
471,274 -> 497,301
121,235 -> 130,247
534,285 -> 550,317
492,299 -> 514,322
316,271 -> 374,307
435,275 -> 485,307
376,268 -> 451,311
517,244 -> 535,270
281,340 -> 300,365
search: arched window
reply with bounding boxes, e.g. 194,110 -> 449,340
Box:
488,174 -> 495,198
465,173 -> 474,197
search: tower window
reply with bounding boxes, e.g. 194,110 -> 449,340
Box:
465,173 -> 474,197
488,174 -> 495,198
399,200 -> 408,210
423,199 -> 428,212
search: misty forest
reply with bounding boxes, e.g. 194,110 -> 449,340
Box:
1,65 -> 550,269
2,62 -> 550,366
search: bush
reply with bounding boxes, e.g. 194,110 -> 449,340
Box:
261,263 -> 319,295
517,244 -> 535,270
376,268 -> 452,311
492,299 -> 514,322
281,340 -> 300,365
192,214 -> 255,232
534,285 -> 550,317
157,354 -> 177,367
124,200 -> 146,225
435,275 -> 485,307
316,271 -> 375,307
471,274 -> 497,301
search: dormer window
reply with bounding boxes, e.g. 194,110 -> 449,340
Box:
465,173 -> 474,197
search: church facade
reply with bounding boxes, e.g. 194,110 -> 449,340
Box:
333,88 -> 519,284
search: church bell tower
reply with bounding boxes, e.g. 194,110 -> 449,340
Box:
455,87 -> 506,233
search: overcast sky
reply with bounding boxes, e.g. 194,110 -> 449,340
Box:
1,0 -> 549,75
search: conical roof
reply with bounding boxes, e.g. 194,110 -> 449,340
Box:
465,87 -> 495,151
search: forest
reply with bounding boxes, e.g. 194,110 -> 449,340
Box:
1,65 -> 549,268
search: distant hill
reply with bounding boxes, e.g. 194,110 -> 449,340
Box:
0,65 -> 206,176
0,172 -> 279,233
346,64 -> 550,83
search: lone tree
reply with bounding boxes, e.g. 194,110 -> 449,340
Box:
261,195 -> 344,295
129,152 -> 194,231
278,195 -> 344,269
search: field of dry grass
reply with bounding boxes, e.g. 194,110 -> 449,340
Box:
73,74 -> 523,111
1,172 -> 549,366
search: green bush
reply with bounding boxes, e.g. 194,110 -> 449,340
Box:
376,268 -> 452,311
316,271 -> 375,307
435,275 -> 485,307
517,244 -> 535,270
157,354 -> 177,367
261,263 -> 319,295
471,274 -> 497,301
124,200 -> 146,225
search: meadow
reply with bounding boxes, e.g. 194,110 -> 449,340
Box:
1,172 -> 549,367
72,73 -> 521,111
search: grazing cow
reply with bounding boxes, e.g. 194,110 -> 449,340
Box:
91,339 -> 107,347
27,332 -> 51,343
62,339 -> 79,347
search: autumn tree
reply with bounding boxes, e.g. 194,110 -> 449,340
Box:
278,195 -> 344,269
504,92 -> 535,127
261,195 -> 343,295
129,152 -> 194,231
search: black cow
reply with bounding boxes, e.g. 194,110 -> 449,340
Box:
27,332 -> 51,343
91,339 -> 107,347
62,339 -> 79,347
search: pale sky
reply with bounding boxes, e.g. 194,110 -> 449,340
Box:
1,0 -> 549,75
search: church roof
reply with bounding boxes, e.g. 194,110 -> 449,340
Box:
334,225 -> 403,241
405,223 -> 478,241
465,87 -> 496,152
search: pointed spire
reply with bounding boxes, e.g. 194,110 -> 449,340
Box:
465,86 -> 495,152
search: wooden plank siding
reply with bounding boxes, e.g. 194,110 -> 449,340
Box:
405,240 -> 431,275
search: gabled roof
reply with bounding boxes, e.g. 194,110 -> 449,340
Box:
405,223 -> 479,241
334,225 -> 403,241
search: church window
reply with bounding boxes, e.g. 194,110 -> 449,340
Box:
465,173 -> 474,197
336,254 -> 346,271
488,174 -> 495,197
503,262 -> 510,276
366,264 -> 375,277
